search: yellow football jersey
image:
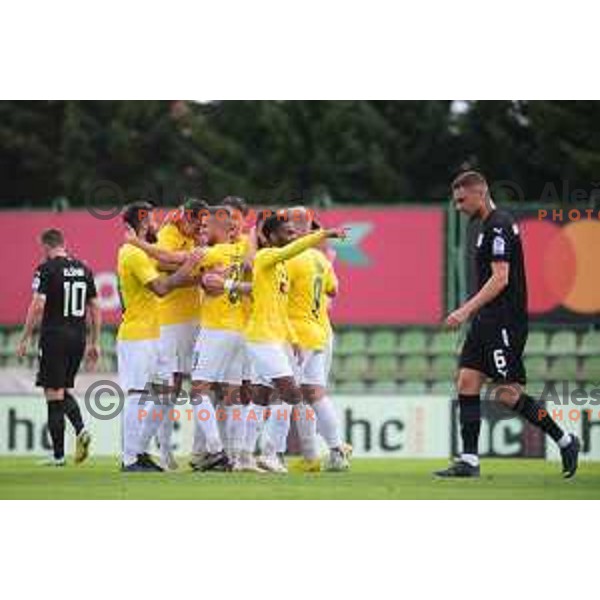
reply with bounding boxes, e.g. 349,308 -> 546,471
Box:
286,248 -> 338,350
199,241 -> 248,331
232,234 -> 253,323
117,244 -> 161,341
245,230 -> 328,344
156,223 -> 201,326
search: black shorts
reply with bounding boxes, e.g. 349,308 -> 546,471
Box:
459,318 -> 527,384
36,327 -> 86,389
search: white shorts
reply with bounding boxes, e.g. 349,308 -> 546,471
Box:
156,321 -> 199,381
297,335 -> 334,387
241,344 -> 256,382
191,328 -> 246,385
246,341 -> 296,384
117,339 -> 159,393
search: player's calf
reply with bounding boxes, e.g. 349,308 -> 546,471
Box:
45,390 -> 66,462
511,391 -> 580,477
190,381 -> 225,460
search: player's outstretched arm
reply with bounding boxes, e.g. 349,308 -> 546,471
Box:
445,261 -> 509,328
16,293 -> 45,358
263,227 -> 348,267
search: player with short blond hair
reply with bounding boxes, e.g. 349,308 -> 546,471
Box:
435,170 -> 579,478
188,207 -> 254,471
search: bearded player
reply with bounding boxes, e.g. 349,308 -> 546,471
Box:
117,202 -> 204,472
123,198 -> 207,469
244,213 -> 347,473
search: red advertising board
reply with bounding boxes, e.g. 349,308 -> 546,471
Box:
0,208 -> 445,326
319,208 -> 444,324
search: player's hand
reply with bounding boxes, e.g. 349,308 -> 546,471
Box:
445,307 -> 469,329
187,246 -> 206,265
325,227 -> 349,240
202,272 -> 226,295
16,337 -> 28,359
85,344 -> 101,370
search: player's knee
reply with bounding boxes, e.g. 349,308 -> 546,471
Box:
301,385 -> 324,404
239,381 -> 253,405
222,385 -> 242,406
45,388 -> 65,401
275,378 -> 302,405
190,381 -> 211,402
253,385 -> 271,407
456,370 -> 483,395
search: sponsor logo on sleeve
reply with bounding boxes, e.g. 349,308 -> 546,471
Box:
492,235 -> 506,256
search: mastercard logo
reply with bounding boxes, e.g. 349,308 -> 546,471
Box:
520,219 -> 600,314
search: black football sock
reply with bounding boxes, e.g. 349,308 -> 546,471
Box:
47,401 -> 66,460
459,394 -> 481,456
513,393 -> 564,443
64,391 -> 85,435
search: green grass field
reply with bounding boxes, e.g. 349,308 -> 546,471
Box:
1,457 -> 599,499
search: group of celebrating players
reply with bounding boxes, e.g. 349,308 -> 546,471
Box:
19,196 -> 350,473
115,196 -> 350,473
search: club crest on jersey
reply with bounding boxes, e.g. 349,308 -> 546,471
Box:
492,235 -> 505,256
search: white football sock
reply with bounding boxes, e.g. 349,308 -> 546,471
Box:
460,453 -> 480,467
221,404 -> 232,455
296,403 -> 319,460
225,404 -> 245,456
193,396 -> 223,454
122,392 -> 145,466
558,433 -> 572,449
313,396 -> 343,449
157,406 -> 175,460
264,402 -> 291,455
192,418 -> 207,455
216,400 -> 227,442
138,397 -> 166,454
243,403 -> 263,453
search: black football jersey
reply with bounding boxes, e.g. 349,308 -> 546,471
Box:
32,256 -> 97,331
474,209 -> 528,327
